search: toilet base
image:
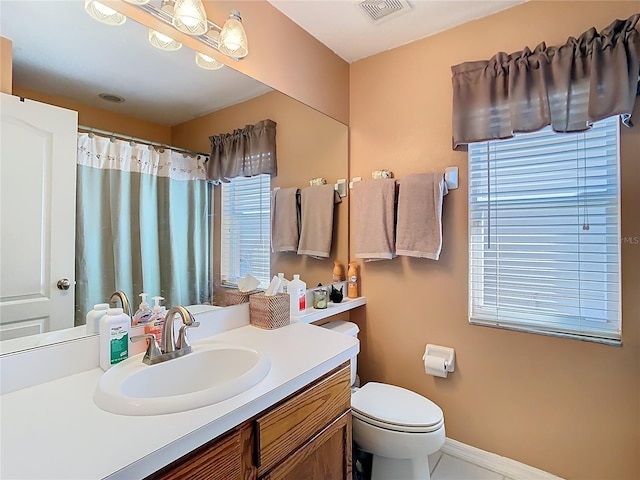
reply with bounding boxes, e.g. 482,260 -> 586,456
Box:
371,454 -> 431,480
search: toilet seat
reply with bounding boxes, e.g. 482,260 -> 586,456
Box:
351,382 -> 444,434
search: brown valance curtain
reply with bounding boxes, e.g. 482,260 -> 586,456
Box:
206,119 -> 277,182
451,14 -> 640,150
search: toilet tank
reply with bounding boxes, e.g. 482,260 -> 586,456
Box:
321,320 -> 359,386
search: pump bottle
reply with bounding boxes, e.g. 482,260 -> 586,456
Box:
145,296 -> 166,345
132,293 -> 153,326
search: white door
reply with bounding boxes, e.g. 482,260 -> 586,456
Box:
0,93 -> 78,340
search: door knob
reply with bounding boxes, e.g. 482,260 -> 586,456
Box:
57,278 -> 71,290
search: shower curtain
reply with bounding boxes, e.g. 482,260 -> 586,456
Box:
75,133 -> 211,325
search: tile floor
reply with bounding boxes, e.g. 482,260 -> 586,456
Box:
428,450 -> 514,480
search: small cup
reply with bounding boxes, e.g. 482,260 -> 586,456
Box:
312,288 -> 327,309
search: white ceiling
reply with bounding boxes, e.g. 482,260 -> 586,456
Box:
0,0 -> 526,126
268,0 -> 526,63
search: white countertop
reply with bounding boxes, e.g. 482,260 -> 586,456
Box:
0,322 -> 359,480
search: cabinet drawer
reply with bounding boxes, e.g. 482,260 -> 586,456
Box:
149,429 -> 242,480
256,364 -> 351,475
262,411 -> 352,480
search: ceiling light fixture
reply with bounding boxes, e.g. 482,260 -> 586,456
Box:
172,0 -> 208,36
148,0 -> 182,51
84,0 -> 127,26
148,29 -> 182,51
135,1 -> 249,60
85,0 -> 248,69
218,10 -> 248,58
195,52 -> 224,70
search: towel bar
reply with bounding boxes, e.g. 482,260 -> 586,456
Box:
349,167 -> 459,190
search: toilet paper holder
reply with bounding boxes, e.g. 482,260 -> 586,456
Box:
423,344 -> 455,373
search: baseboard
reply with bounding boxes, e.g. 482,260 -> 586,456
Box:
441,438 -> 564,480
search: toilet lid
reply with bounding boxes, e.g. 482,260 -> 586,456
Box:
351,382 -> 443,433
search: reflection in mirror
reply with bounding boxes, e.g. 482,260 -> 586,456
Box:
0,1 -> 348,355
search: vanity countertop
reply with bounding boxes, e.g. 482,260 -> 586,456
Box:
0,322 -> 359,480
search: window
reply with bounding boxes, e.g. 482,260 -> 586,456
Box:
221,175 -> 271,289
468,117 -> 621,344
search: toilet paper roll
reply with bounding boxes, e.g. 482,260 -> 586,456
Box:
424,355 -> 448,378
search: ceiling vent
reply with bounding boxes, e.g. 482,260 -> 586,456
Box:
358,0 -> 412,24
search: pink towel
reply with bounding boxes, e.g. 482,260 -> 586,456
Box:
271,187 -> 299,252
352,179 -> 396,260
396,173 -> 448,260
297,184 -> 341,258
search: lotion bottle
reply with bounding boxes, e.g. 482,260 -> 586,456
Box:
86,303 -> 109,335
99,308 -> 131,371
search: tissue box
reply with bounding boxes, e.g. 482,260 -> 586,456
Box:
249,293 -> 290,329
225,289 -> 263,306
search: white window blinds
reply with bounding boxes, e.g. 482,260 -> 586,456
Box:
468,117 -> 621,344
221,174 -> 271,289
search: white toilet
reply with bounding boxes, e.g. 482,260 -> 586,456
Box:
322,321 -> 445,480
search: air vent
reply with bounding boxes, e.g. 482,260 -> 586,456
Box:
358,0 -> 412,24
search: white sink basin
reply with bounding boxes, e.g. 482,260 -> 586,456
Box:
94,343 -> 271,415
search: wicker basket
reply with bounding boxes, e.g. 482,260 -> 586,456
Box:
225,289 -> 263,306
249,293 -> 290,329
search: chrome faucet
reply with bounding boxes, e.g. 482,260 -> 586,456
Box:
161,306 -> 198,354
131,306 -> 200,365
109,290 -> 131,317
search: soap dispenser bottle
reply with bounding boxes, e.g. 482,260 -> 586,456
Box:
99,308 -> 131,371
145,296 -> 166,345
132,293 -> 153,326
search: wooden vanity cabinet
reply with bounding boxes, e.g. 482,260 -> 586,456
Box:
149,363 -> 351,480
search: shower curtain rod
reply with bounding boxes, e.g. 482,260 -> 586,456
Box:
77,124 -> 209,157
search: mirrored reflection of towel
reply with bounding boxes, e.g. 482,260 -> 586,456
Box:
271,187 -> 300,252
396,173 -> 448,260
353,179 -> 396,261
297,184 -> 341,258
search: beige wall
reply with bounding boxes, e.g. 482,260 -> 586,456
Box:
173,90 -> 349,290
111,0 -> 350,125
1,37 -> 12,94
349,2 -> 640,479
11,87 -> 171,144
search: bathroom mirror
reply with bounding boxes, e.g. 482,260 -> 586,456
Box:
0,1 -> 348,354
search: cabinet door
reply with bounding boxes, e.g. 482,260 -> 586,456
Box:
261,411 -> 352,480
149,430 -> 243,480
255,365 -> 350,475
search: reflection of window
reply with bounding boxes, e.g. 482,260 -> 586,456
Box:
468,117 -> 621,344
221,174 -> 271,289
